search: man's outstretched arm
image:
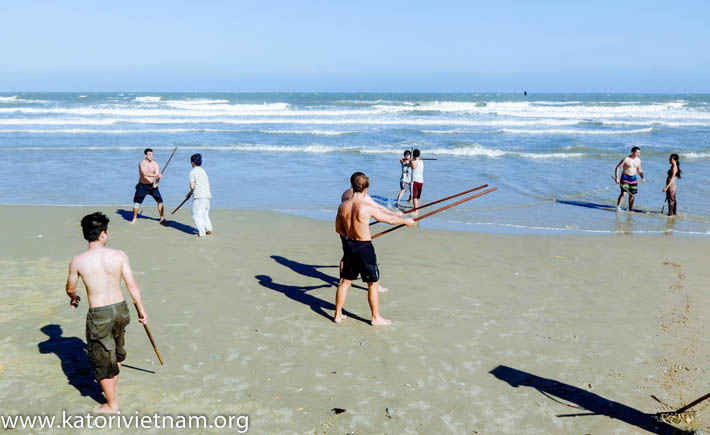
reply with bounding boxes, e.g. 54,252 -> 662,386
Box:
371,206 -> 414,227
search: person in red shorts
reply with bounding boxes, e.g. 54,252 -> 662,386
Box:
410,149 -> 425,212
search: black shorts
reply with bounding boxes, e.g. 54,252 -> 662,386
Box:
133,183 -> 163,204
340,239 -> 379,283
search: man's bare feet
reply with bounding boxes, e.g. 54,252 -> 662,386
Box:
93,404 -> 119,414
130,219 -> 137,224
334,313 -> 347,323
159,218 -> 168,226
371,317 -> 392,326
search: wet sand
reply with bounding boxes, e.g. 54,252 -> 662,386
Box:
1,205 -> 709,434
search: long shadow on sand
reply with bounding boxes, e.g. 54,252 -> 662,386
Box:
490,365 -> 689,434
270,255 -> 366,290
37,324 -> 106,404
115,209 -> 198,235
255,275 -> 370,325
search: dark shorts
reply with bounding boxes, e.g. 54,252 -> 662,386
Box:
133,182 -> 163,204
86,301 -> 130,381
412,182 -> 423,199
341,239 -> 379,283
400,180 -> 411,190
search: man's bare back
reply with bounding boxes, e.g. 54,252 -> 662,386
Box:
337,193 -> 404,241
67,247 -> 136,309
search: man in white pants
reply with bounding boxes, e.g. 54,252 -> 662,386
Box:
187,153 -> 212,237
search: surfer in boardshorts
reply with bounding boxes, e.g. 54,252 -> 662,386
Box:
614,146 -> 645,212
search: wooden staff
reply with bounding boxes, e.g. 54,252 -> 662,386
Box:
153,147 -> 177,187
402,184 -> 488,214
674,391 -> 710,414
370,184 -> 488,226
372,187 -> 497,239
171,190 -> 193,214
133,301 -> 164,365
421,158 -> 437,160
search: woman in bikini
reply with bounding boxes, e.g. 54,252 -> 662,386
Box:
662,153 -> 682,216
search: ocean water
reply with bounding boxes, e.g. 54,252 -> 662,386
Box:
0,92 -> 708,236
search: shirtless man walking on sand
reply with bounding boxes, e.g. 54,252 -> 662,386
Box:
335,172 -> 414,325
132,148 -> 165,224
614,146 -> 645,211
66,212 -> 149,413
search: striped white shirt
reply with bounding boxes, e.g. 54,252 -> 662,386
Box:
189,166 -> 211,199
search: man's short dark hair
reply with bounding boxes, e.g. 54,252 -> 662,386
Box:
81,212 -> 109,242
191,153 -> 202,166
631,146 -> 640,153
144,148 -> 153,155
404,150 -> 411,157
350,172 -> 369,193
413,149 -> 421,158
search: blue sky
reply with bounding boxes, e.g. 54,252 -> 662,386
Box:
2,0 -> 708,92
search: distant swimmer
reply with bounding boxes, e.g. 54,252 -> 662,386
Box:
334,172 -> 414,325
396,150 -> 412,206
524,91 -> 527,96
65,212 -> 149,413
614,146 -> 645,211
662,153 -> 682,216
409,149 -> 425,212
132,148 -> 165,224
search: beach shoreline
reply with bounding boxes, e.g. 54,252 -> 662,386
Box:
1,205 -> 709,433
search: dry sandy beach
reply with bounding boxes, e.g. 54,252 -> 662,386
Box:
1,205 -> 709,434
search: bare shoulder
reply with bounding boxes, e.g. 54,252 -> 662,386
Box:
105,247 -> 129,262
69,253 -> 83,269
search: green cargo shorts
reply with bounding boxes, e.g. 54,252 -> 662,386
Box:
85,301 -> 130,380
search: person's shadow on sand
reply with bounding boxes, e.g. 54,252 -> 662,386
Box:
37,324 -> 105,404
255,275 -> 370,324
115,209 -> 198,235
490,365 -> 690,434
270,255 -> 366,290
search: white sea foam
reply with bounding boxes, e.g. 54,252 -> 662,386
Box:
497,127 -> 653,135
0,96 -> 19,102
0,127 -> 355,135
0,128 -> 231,134
424,144 -> 585,159
681,152 -> 710,159
2,99 -> 709,123
362,144 -> 585,159
164,101 -> 290,112
599,120 -> 710,127
0,119 -> 118,126
0,116 -> 588,128
368,100 -> 710,121
135,96 -> 162,102
260,129 -> 353,136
